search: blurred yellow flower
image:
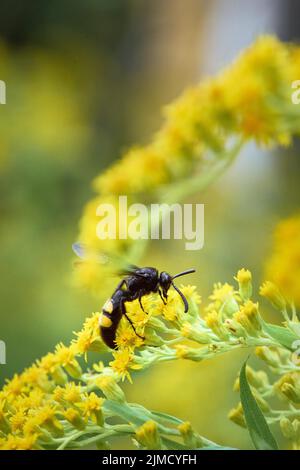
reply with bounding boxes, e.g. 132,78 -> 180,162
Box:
265,215 -> 300,306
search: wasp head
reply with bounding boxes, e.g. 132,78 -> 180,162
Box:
159,271 -> 172,295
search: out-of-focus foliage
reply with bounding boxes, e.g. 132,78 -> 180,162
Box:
75,36 -> 300,298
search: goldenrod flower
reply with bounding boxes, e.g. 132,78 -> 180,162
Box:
135,420 -> 161,450
62,383 -> 82,404
80,392 -> 104,425
95,375 -> 125,403
235,268 -> 252,300
233,300 -> 261,334
109,349 -> 142,383
260,281 -> 286,311
9,410 -> 26,434
63,408 -> 86,430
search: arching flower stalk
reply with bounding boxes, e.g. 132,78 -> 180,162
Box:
1,269 -> 300,449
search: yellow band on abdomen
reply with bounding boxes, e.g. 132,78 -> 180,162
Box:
99,313 -> 113,328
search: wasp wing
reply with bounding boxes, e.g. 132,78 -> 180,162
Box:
117,265 -> 142,277
72,242 -> 140,279
72,242 -> 109,264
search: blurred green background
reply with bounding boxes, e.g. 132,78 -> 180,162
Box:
0,0 -> 300,449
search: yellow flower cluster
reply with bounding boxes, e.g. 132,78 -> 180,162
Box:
265,214 -> 300,307
1,268 -> 299,449
75,36 -> 300,293
0,283 -> 201,449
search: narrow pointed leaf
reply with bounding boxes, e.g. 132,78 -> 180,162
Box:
240,360 -> 278,450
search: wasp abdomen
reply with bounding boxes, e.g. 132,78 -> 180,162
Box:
99,295 -> 123,349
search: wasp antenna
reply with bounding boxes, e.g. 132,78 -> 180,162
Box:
171,282 -> 189,313
172,268 -> 196,280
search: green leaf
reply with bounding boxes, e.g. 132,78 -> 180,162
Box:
239,359 -> 278,450
263,321 -> 298,350
150,410 -> 183,425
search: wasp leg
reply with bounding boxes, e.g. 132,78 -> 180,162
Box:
138,291 -> 149,314
112,279 -> 127,296
158,288 -> 167,305
121,300 -> 145,340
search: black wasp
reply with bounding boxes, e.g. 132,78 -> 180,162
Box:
72,243 -> 195,349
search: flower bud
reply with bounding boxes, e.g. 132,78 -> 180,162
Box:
260,281 -> 286,311
205,311 -> 230,340
178,421 -> 204,448
180,322 -> 211,344
64,408 -> 86,430
233,301 -> 261,335
280,417 -> 296,440
64,361 -> 82,380
235,269 -> 252,301
255,346 -> 281,367
51,366 -> 68,386
228,403 -> 246,428
96,375 -> 125,403
135,421 -> 161,450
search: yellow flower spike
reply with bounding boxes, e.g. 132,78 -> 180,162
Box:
96,375 -> 125,403
235,268 -> 252,301
259,281 -> 286,311
265,215 -> 300,307
64,408 -> 86,431
135,420 -> 161,450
